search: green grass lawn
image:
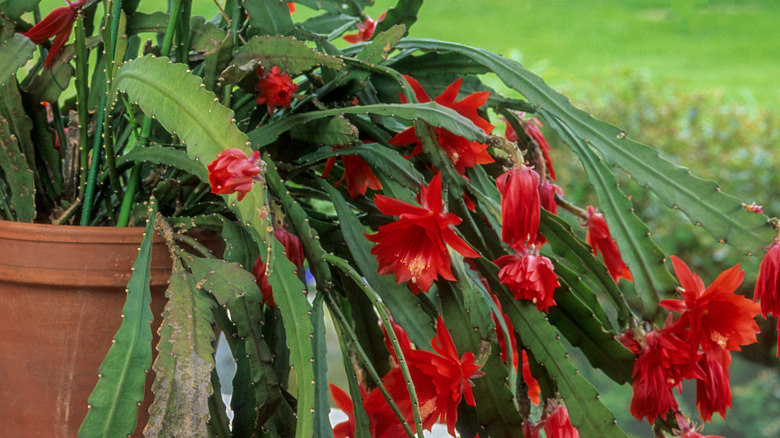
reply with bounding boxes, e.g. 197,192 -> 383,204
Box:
362,0 -> 780,106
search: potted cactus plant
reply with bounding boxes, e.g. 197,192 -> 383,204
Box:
0,0 -> 778,437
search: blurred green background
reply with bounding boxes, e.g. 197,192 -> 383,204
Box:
34,0 -> 780,436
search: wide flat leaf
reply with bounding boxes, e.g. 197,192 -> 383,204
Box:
545,114 -> 676,322
230,35 -> 344,76
474,258 -> 629,438
184,255 -> 282,427
394,38 -> 776,254
373,0 -> 422,36
0,34 -> 35,86
114,54 -> 252,165
146,260 -> 216,438
248,102 -> 488,148
0,0 -> 39,21
290,116 -> 358,145
78,200 -> 158,437
243,0 -> 295,37
118,145 -> 209,182
0,114 -> 35,221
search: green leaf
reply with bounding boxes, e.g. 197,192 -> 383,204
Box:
311,294 -> 334,438
548,266 -> 635,384
373,0 -> 422,36
318,179 -> 436,347
357,24 -> 405,64
387,51 -> 491,77
545,114 -> 676,321
78,200 -> 158,437
232,35 -> 344,76
248,102 -> 488,148
146,260 -> 216,438
184,256 -> 283,427
0,0 -> 40,21
0,34 -> 36,86
25,45 -> 76,103
474,258 -> 629,438
126,11 -> 169,35
290,116 -> 359,145
539,211 -> 631,327
243,0 -> 295,37
114,54 -> 252,165
0,113 -> 35,222
395,38 -> 776,254
203,30 -> 235,92
266,237 -> 315,438
118,145 -> 209,182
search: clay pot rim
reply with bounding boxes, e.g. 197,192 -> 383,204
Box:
0,220 -> 156,244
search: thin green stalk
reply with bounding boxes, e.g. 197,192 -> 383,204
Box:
115,164 -> 140,226
74,15 -> 90,199
324,253 -> 426,438
324,293 -> 416,438
80,91 -> 106,225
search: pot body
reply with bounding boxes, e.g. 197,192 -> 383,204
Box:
0,221 -> 176,437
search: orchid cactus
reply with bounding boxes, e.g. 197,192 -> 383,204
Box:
1,1 -> 778,437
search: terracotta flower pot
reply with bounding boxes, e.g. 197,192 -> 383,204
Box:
0,220 -> 216,437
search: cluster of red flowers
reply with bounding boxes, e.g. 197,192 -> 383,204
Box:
330,316 -> 483,437
621,256 -> 760,424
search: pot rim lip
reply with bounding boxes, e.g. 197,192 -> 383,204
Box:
0,219 -> 152,244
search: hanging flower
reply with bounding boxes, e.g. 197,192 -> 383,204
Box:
255,65 -> 298,114
754,241 -> 780,354
252,228 -> 305,307
330,383 -> 359,438
207,148 -> 264,201
543,401 -> 580,438
497,166 -> 541,250
494,250 -> 559,312
695,347 -> 732,422
321,146 -> 382,198
389,76 -> 494,175
504,117 -> 556,180
584,206 -> 632,283
660,256 -> 760,354
23,0 -> 87,68
624,329 -> 704,424
366,173 -> 479,294
380,316 -> 484,436
522,350 -> 542,405
343,12 -> 386,44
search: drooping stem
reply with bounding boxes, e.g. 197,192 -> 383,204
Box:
324,253 -> 426,438
74,15 -> 90,200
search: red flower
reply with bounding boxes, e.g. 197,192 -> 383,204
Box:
322,147 -> 382,198
380,316 -> 483,436
522,350 -> 541,405
695,347 -> 732,422
207,148 -> 264,201
497,166 -> 541,250
389,76 -> 494,175
343,12 -> 386,44
504,117 -> 556,180
754,241 -> 780,354
584,206 -> 632,283
494,251 -> 560,312
330,383 -> 360,438
23,0 -> 87,68
252,228 -> 305,307
660,256 -> 760,354
286,2 -> 296,13
539,179 -> 562,215
255,66 -> 298,114
626,329 -> 704,424
366,173 -> 479,294
543,401 -> 580,438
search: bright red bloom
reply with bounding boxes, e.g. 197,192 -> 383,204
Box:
626,329 -> 704,424
543,402 -> 580,438
343,12 -> 386,44
252,228 -> 305,306
24,1 -> 87,68
494,251 -> 560,312
497,166 -> 541,250
754,241 -> 780,354
379,316 -> 483,436
695,347 -> 732,422
584,206 -> 632,283
660,256 -> 760,354
322,147 -> 382,198
207,148 -> 263,201
255,65 -> 298,114
330,383 -> 363,438
389,76 -> 494,175
366,173 -> 479,294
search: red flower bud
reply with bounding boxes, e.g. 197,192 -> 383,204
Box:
497,166 -> 541,251
206,148 -> 263,201
584,206 -> 632,283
